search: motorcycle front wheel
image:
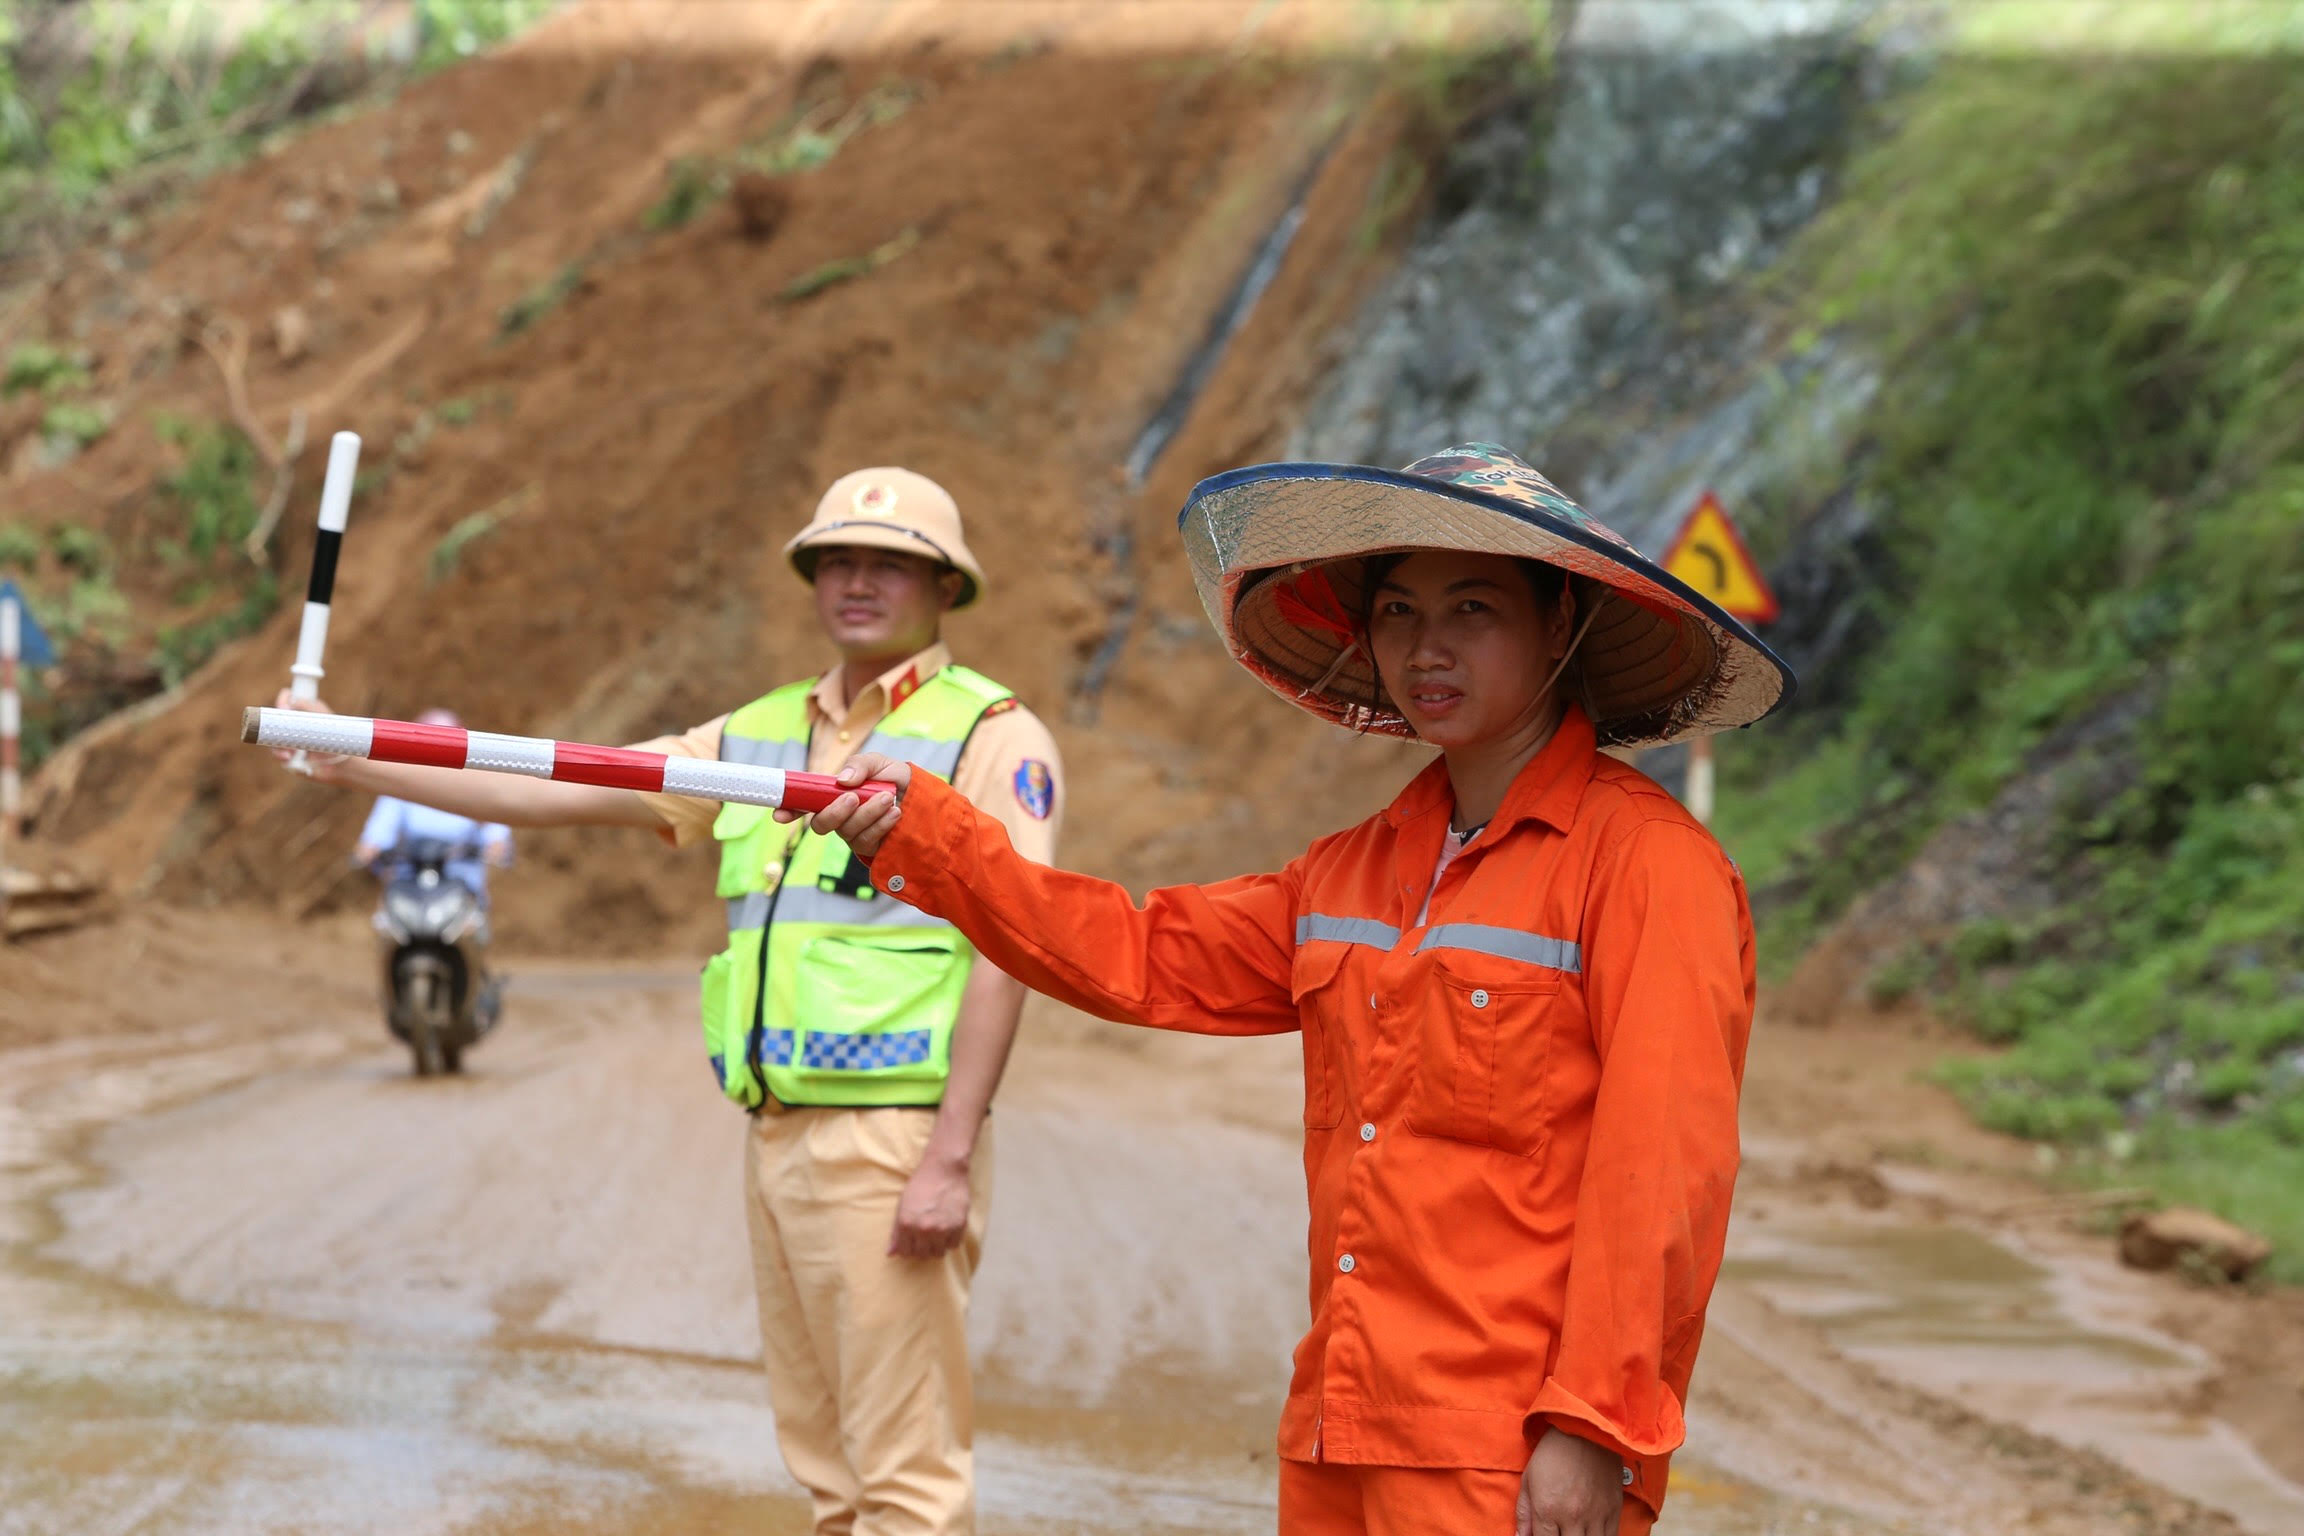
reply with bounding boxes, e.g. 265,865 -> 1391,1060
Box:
406,967 -> 449,1077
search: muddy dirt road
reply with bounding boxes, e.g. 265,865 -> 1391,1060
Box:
3,917 -> 2301,1536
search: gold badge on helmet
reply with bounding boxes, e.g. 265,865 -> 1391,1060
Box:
853,482 -> 898,517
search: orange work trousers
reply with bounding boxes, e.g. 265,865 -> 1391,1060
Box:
1279,1459 -> 1654,1536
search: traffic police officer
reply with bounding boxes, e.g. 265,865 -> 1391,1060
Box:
279,467 -> 1061,1536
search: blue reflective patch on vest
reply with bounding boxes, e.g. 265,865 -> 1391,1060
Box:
760,1029 -> 798,1066
800,1029 -> 934,1070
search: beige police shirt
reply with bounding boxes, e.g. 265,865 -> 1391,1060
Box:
631,643 -> 1062,863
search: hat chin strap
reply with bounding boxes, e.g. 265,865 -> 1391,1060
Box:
1308,595 -> 1604,717
1537,601 -> 1605,706
1302,636 -> 1364,701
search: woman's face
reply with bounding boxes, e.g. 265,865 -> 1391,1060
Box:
1366,551 -> 1573,751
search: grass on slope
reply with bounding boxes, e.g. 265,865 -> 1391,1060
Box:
1718,8 -> 2304,1278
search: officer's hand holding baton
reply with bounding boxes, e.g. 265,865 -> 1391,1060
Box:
781,752 -> 911,858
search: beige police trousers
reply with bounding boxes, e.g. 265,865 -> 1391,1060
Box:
745,1106 -> 993,1536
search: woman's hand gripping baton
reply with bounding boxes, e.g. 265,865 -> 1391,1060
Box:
242,707 -> 902,815
778,750 -> 913,857
283,432 -> 361,776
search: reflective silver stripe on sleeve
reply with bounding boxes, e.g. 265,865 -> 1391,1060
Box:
721,732 -> 810,770
1416,923 -> 1581,974
863,732 -> 965,779
1294,914 -> 1403,950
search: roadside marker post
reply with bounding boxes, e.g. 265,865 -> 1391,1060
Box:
0,580 -> 54,844
1,581 -> 58,938
2,591 -> 19,847
285,432 -> 362,776
1659,490 -> 1779,824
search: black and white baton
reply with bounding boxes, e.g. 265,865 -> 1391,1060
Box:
286,432 -> 360,775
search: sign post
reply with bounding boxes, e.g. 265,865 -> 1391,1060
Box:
1659,490 -> 1778,824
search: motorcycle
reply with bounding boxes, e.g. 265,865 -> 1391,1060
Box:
370,837 -> 501,1076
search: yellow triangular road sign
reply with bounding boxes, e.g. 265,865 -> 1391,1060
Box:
1660,492 -> 1779,623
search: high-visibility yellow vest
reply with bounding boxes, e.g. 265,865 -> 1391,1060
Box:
698,664 -> 1013,1109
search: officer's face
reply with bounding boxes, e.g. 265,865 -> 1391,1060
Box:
812,547 -> 962,659
1366,551 -> 1574,751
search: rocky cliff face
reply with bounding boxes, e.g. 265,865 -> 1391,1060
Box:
1295,0 -> 1912,720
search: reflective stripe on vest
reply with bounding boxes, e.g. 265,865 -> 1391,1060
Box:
727,888 -> 950,932
698,664 -> 1016,1110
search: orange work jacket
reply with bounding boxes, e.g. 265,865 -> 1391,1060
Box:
868,705 -> 1755,1526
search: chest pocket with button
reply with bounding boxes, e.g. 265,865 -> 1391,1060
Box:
1288,944 -> 1351,1130
1407,927 -> 1580,1159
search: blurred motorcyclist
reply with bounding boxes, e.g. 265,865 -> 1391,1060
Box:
352,708 -> 515,908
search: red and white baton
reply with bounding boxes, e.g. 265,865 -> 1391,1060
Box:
243,708 -> 897,814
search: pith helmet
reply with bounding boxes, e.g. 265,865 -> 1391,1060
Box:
785,467 -> 988,608
1178,442 -> 1795,747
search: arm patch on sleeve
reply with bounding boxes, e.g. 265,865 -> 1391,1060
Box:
1013,759 -> 1055,820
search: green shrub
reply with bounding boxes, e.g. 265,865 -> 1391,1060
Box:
1716,16 -> 2304,1264
643,156 -> 724,231
157,419 -> 260,558
2,344 -> 89,397
498,261 -> 586,336
428,507 -> 505,585
415,0 -> 556,72
59,575 -> 130,645
1865,941 -> 1933,1008
41,400 -> 112,449
49,525 -> 110,576
0,523 -> 40,569
150,570 -> 278,687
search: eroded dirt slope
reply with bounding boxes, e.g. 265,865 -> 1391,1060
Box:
10,0 -> 1476,954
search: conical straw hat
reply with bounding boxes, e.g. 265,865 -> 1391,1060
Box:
1178,443 -> 1794,746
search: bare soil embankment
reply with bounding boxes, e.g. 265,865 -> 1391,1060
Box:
7,0 -> 1447,962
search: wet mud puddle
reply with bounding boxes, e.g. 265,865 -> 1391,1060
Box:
1726,1220 -> 2304,1536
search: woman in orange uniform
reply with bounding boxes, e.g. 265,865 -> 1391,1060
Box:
791,444 -> 1793,1536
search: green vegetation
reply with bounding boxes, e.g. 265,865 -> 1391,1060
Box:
39,397 -> 110,450
156,416 -> 260,558
0,522 -> 37,568
1715,12 -> 2304,1277
428,508 -> 503,585
642,155 -> 722,232
0,0 -> 555,225
428,483 -> 533,586
3,341 -> 87,396
413,0 -> 556,73
50,524 -> 109,576
778,225 -> 922,303
151,569 -> 276,687
145,416 -> 276,682
641,80 -> 922,233
498,260 -> 586,336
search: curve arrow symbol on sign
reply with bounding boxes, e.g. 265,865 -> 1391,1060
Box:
1659,492 -> 1779,625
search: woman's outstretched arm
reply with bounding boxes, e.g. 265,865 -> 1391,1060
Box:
786,754 -> 1302,1035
